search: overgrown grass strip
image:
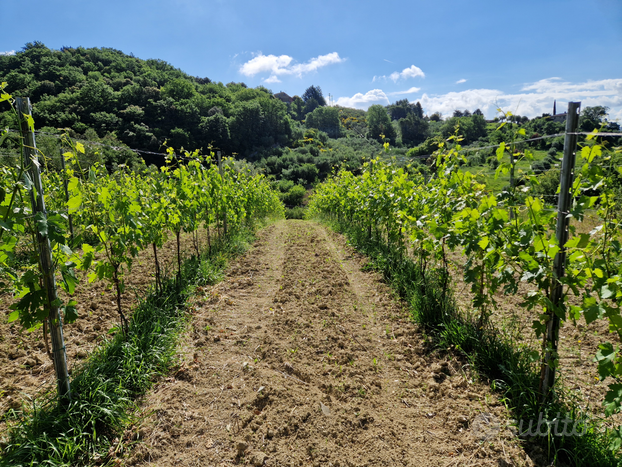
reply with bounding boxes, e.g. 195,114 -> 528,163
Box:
0,229 -> 255,467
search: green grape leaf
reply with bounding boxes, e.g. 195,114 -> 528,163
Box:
80,244 -> 95,271
496,142 -> 506,162
584,297 -> 605,324
23,114 -> 35,132
601,284 -> 616,300
67,194 -> 82,213
34,212 -> 48,236
595,343 -> 617,380
604,384 -> 622,417
568,305 -> 582,321
565,233 -> 590,249
63,300 -> 78,323
61,264 -> 78,295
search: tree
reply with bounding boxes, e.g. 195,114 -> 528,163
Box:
399,114 -> 429,147
303,98 -> 320,116
387,99 -> 424,121
302,85 -> 326,106
414,101 -> 424,119
229,101 -> 264,155
290,95 -> 305,121
162,78 -> 197,100
579,106 -> 621,145
471,113 -> 487,141
388,99 -> 411,121
579,106 -> 609,132
77,80 -> 116,116
441,114 -> 486,145
367,105 -> 396,143
199,113 -> 230,152
305,106 -> 341,138
256,97 -> 292,147
429,112 -> 442,122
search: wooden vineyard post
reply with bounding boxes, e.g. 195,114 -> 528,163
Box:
60,147 -> 74,243
17,98 -> 71,401
539,101 -> 581,403
509,131 -> 516,221
218,151 -> 227,237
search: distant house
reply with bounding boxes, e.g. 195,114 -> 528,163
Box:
552,100 -> 567,123
552,113 -> 567,123
274,92 -> 294,105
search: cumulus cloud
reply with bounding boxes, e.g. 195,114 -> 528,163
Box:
373,64 -> 425,83
290,52 -> 343,75
388,87 -> 421,96
456,79 -> 467,84
399,65 -> 425,80
335,78 -> 622,119
239,52 -> 343,82
334,89 -> 390,109
419,77 -> 622,120
0,50 -> 15,56
240,54 -> 293,76
418,89 -> 502,118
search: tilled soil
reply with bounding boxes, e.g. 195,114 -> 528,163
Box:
447,247 -> 622,430
0,229 -> 200,428
128,220 -> 533,467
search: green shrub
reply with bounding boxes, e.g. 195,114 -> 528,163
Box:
281,184 -> 306,206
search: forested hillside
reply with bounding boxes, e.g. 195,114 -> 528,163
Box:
0,42 -> 291,155
1,42 -> 620,198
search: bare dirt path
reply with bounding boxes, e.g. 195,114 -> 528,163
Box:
128,220 -> 532,467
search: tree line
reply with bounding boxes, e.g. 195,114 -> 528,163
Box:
1,42 -> 620,198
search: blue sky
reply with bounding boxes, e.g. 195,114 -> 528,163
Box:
2,0 -> 622,120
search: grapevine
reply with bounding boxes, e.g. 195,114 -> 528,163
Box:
308,133 -> 622,439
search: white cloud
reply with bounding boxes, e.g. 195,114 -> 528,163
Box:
334,78 -> 622,121
0,50 -> 15,56
521,77 -> 622,99
418,77 -> 622,120
374,65 -> 425,83
240,54 -> 293,77
419,89 -> 502,118
334,89 -> 390,110
290,52 -> 343,75
239,52 -> 344,82
399,65 -> 425,80
388,87 -> 421,96
456,79 -> 467,84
